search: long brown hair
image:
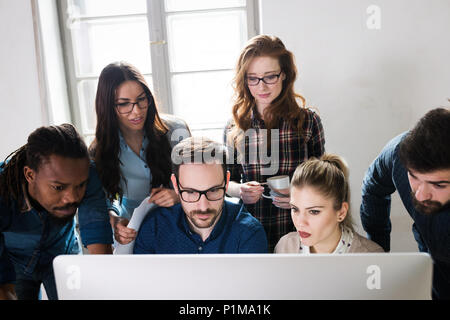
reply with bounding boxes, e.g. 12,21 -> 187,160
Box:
89,61 -> 172,202
229,35 -> 307,143
291,153 -> 354,232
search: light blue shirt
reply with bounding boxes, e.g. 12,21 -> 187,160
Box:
110,132 -> 152,220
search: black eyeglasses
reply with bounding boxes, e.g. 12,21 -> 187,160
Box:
115,96 -> 149,114
176,177 -> 226,203
246,71 -> 283,86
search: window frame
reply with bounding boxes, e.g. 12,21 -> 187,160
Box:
57,0 -> 260,141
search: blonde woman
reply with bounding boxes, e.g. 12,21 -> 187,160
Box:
275,154 -> 383,253
225,35 -> 325,251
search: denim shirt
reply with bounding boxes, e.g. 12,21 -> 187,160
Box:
108,132 -> 152,221
0,161 -> 113,284
360,133 -> 450,299
134,201 -> 268,254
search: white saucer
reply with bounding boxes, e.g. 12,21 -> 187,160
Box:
262,190 -> 288,200
261,193 -> 275,200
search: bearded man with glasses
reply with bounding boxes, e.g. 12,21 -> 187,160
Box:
133,137 -> 268,254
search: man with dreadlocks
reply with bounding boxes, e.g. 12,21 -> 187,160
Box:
0,124 -> 113,300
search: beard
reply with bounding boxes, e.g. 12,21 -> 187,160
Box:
186,201 -> 224,229
49,203 -> 79,226
48,212 -> 76,226
188,208 -> 219,229
411,192 -> 450,215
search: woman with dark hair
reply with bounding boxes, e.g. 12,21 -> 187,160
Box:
224,35 -> 325,251
90,61 -> 190,245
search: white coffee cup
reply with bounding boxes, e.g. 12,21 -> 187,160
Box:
266,175 -> 290,192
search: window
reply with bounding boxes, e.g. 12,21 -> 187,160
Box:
58,0 -> 259,144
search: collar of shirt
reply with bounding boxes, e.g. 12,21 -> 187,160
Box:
250,106 -> 293,129
300,225 -> 354,254
250,106 -> 265,128
118,130 -> 149,160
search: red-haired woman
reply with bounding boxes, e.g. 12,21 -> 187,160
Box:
225,35 -> 325,251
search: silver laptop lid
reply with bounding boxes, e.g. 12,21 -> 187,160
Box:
53,253 -> 432,300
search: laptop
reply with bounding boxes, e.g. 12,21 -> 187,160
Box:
53,253 -> 433,300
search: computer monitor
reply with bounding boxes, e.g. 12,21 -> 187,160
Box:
53,253 -> 433,300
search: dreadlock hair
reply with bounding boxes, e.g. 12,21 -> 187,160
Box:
0,123 -> 88,209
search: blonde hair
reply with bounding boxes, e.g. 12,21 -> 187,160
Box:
291,153 -> 354,231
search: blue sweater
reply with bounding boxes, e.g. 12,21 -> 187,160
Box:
134,201 -> 268,254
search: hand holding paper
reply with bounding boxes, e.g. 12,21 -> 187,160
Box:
114,196 -> 157,254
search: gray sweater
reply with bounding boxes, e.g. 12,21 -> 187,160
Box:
160,113 -> 191,148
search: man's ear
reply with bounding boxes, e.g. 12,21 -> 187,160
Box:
23,166 -> 36,184
170,174 -> 179,195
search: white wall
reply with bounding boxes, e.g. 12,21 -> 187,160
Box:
0,0 -> 46,160
259,0 -> 450,251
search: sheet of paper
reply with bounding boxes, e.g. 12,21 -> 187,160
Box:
114,197 -> 157,254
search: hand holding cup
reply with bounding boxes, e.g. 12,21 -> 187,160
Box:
240,181 -> 265,204
266,175 -> 291,209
